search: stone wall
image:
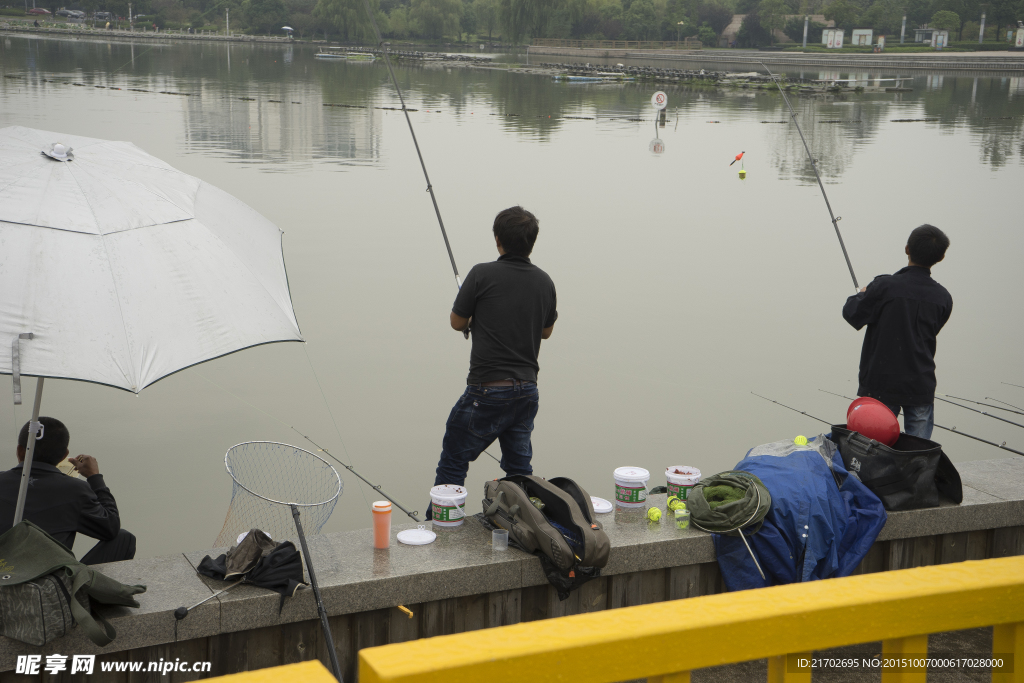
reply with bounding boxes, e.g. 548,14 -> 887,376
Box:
1,458 -> 1022,682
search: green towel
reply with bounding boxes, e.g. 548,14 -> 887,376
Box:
703,484 -> 746,509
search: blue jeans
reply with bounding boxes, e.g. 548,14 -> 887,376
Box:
434,382 -> 539,487
885,403 -> 935,440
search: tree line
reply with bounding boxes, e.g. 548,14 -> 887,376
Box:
62,0 -> 1023,43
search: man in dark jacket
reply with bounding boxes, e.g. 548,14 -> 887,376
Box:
842,225 -> 952,439
430,207 -> 557,507
0,417 -> 135,564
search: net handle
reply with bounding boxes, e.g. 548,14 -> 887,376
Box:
224,441 -> 343,508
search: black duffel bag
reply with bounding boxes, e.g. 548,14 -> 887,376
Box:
829,425 -> 963,511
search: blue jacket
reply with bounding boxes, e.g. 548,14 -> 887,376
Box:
712,436 -> 886,591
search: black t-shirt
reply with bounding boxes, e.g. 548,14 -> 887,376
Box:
453,255 -> 558,384
843,265 -> 953,406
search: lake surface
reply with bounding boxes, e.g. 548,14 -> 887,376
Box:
2,35 -> 1023,559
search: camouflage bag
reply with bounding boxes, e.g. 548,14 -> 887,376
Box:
0,521 -> 145,646
0,569 -> 85,646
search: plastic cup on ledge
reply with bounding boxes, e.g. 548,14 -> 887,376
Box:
492,529 -> 509,551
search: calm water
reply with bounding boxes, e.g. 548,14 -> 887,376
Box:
2,35 -> 1023,559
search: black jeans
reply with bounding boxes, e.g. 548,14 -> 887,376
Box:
81,529 -> 136,565
434,382 -> 540,487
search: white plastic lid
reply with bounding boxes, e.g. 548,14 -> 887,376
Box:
614,467 -> 650,482
397,525 -> 436,546
373,501 -> 392,512
591,496 -> 613,514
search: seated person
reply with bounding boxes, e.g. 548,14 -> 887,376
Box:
0,417 -> 135,565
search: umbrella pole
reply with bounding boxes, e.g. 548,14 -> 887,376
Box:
291,504 -> 344,682
738,527 -> 766,581
13,378 -> 45,526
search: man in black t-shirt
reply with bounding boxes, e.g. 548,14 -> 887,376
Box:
843,225 -> 952,439
431,206 -> 557,497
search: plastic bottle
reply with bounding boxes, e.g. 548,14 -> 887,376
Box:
372,501 -> 391,549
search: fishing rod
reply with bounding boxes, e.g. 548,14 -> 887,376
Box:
817,389 -> 1024,457
987,397 -> 1024,412
750,392 -> 831,425
759,62 -> 859,291
196,372 -> 425,522
1002,382 -> 1024,390
945,395 -> 1024,416
295,430 -> 423,522
934,396 -> 1024,430
359,0 -> 462,291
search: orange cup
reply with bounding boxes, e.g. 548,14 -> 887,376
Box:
372,501 -> 392,549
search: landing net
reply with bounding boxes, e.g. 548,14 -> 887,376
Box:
213,441 -> 343,548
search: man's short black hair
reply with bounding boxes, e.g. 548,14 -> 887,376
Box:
907,224 -> 950,268
17,417 -> 70,466
493,206 -> 539,258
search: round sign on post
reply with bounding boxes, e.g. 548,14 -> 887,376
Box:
649,138 -> 665,154
651,91 -> 668,110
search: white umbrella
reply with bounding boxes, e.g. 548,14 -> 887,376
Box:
0,126 -> 303,522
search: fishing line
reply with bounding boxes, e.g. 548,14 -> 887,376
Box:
301,344 -> 374,513
816,389 -> 1024,457
196,371 -> 423,521
359,0 -> 462,290
1002,382 -> 1024,390
945,395 -> 1024,416
935,396 -> 1024,430
759,62 -> 859,291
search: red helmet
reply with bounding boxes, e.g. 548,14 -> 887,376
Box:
847,397 -> 900,446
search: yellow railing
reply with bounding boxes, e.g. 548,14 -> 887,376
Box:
205,661 -> 334,682
360,555 -> 1024,683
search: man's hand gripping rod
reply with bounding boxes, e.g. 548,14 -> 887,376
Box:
760,62 -> 859,291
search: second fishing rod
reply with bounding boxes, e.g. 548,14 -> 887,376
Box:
760,62 -> 859,292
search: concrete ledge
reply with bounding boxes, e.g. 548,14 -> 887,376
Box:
0,457 -> 1021,671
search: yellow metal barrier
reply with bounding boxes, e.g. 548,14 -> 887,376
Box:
204,661 -> 335,682
360,555 -> 1024,683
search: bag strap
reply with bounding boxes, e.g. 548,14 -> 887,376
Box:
69,568 -> 116,647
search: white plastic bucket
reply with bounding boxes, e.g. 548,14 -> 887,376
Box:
665,466 -> 701,502
613,467 -> 650,507
430,484 -> 468,526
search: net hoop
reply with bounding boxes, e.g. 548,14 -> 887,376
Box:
224,441 -> 342,508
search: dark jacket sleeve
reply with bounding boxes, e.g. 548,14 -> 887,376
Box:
843,276 -> 888,330
77,474 -> 121,542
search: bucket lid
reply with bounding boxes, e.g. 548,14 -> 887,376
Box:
614,467 -> 650,481
397,525 -> 436,546
591,496 -> 613,514
372,501 -> 392,512
430,484 -> 467,498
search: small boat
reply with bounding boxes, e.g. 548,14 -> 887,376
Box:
315,48 -> 346,59
315,48 -> 376,62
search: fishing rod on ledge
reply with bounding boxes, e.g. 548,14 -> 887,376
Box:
934,396 -> 1024,430
987,397 -> 1024,413
759,61 -> 859,292
945,395 -> 1024,416
815,389 -> 1024,457
359,0 -> 462,293
293,429 -> 423,522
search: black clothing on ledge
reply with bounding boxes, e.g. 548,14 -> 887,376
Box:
843,265 -> 953,406
453,254 -> 558,385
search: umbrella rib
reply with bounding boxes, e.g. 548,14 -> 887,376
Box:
61,154 -> 139,389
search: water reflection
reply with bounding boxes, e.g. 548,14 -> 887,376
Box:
3,35 -> 1021,174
